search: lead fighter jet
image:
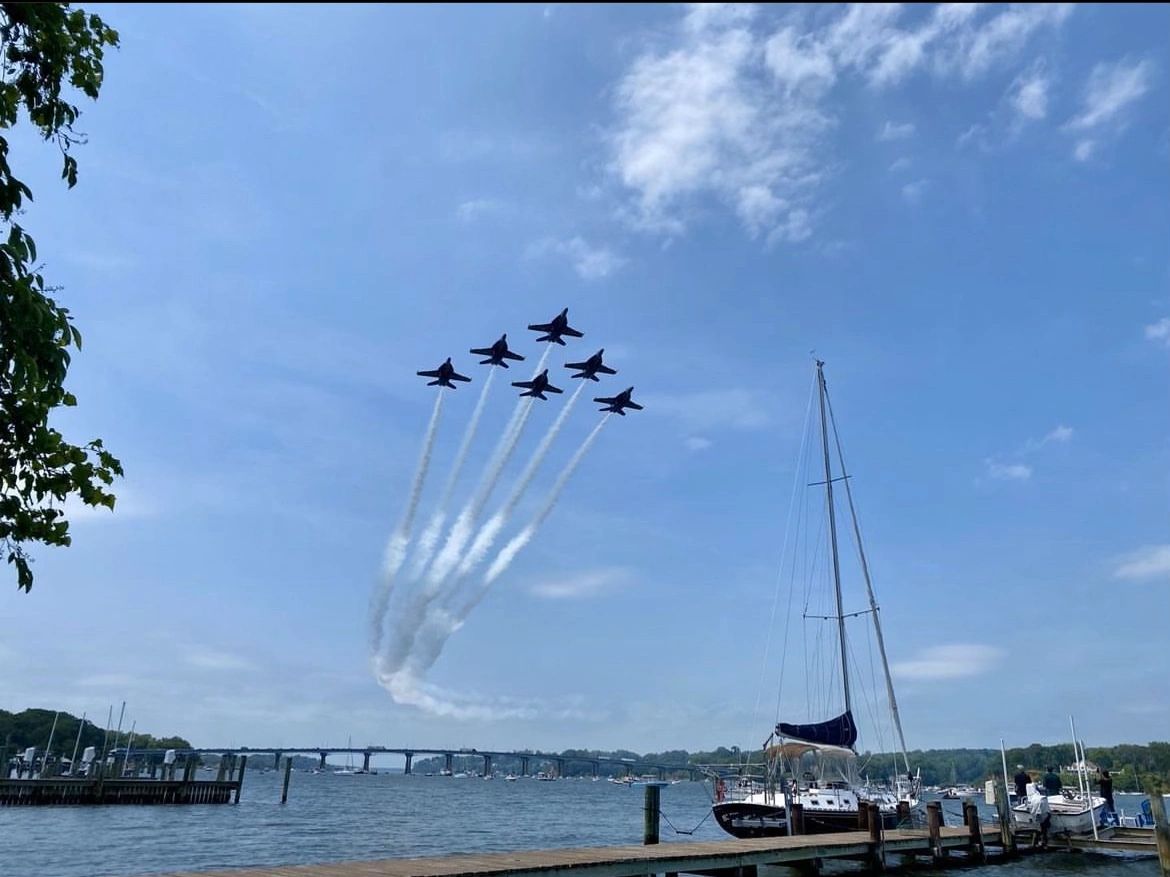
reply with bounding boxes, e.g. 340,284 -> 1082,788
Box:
564,349 -> 616,382
512,369 -> 563,400
595,387 -> 642,415
470,334 -> 525,368
417,357 -> 472,389
527,307 -> 583,345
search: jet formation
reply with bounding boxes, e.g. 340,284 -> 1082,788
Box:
415,308 -> 640,414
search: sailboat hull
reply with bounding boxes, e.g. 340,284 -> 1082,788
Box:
713,802 -> 900,838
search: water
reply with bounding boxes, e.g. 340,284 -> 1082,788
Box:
0,774 -> 1161,877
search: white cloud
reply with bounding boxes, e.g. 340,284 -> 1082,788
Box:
894,644 -> 1005,680
1043,424 -> 1074,444
1073,139 -> 1096,162
1145,317 -> 1170,346
647,388 -> 771,431
1067,58 -> 1153,131
685,436 -> 713,452
455,198 -> 502,222
530,567 -> 634,600
607,4 -> 1073,241
1114,545 -> 1170,581
902,179 -> 929,204
877,120 -> 915,141
985,459 -> 1032,481
888,157 -> 912,173
1009,64 -> 1050,121
528,236 -> 625,280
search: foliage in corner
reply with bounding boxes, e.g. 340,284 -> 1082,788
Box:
0,3 -> 121,591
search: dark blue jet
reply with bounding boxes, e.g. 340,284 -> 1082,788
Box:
564,349 -> 617,382
470,334 -> 525,368
512,369 -> 563,400
417,357 -> 472,389
595,387 -> 642,415
527,308 -> 584,346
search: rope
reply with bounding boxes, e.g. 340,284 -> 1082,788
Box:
659,807 -> 714,835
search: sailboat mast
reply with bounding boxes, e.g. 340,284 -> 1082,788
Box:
824,389 -> 911,777
816,361 -> 851,715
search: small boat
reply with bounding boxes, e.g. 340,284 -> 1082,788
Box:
631,775 -> 670,788
505,774 -> 518,782
1012,785 -> 1106,835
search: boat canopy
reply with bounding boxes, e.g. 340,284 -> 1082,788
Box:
765,741 -> 857,761
776,710 -> 857,749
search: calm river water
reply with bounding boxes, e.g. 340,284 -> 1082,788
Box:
1,772 -> 1161,877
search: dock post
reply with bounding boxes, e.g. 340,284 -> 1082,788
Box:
1146,776 -> 1170,877
484,755 -> 492,777
993,779 -> 1015,854
216,755 -> 227,782
274,751 -> 282,771
644,783 -> 661,845
867,803 -> 884,871
896,801 -> 910,827
319,751 -> 327,770
791,802 -> 804,835
281,756 -> 293,804
234,755 -> 247,803
964,801 -> 984,861
859,800 -> 870,830
927,801 -> 944,861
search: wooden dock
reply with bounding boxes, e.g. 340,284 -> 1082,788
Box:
0,776 -> 240,805
156,826 -> 1001,877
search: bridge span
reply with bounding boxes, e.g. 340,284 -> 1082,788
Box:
120,746 -> 704,780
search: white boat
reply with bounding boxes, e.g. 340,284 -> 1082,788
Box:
1012,785 -> 1107,835
333,737 -> 357,775
630,775 -> 670,788
711,362 -> 920,839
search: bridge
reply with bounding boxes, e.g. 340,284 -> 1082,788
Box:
111,746 -> 706,780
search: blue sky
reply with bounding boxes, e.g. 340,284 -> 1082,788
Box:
1,3 -> 1167,761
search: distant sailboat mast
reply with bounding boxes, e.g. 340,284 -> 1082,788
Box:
824,387 -> 911,778
815,361 -> 851,716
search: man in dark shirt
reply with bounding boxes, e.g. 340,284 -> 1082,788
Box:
1098,769 -> 1115,814
1042,766 -> 1062,795
1013,764 -> 1031,802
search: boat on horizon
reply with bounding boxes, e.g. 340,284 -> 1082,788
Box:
711,361 -> 919,839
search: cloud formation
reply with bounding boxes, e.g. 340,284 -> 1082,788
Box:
608,4 -> 1073,241
1114,545 -> 1170,581
894,644 -> 1005,680
528,236 -> 625,279
985,459 -> 1032,481
1065,57 -> 1152,160
529,567 -> 634,600
1145,317 -> 1170,347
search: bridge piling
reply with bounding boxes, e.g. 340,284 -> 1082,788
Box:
318,752 -> 327,770
404,752 -> 413,775
281,756 -> 292,804
363,752 -> 371,773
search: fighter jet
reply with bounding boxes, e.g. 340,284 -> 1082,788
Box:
595,387 -> 642,415
527,307 -> 584,346
416,357 -> 472,389
564,349 -> 617,382
470,334 -> 525,368
512,369 -> 563,400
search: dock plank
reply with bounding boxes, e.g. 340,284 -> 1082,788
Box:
153,827 -> 995,877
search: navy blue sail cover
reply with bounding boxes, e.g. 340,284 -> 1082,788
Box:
776,710 -> 857,748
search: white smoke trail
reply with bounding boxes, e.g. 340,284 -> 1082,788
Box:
377,347 -> 552,678
407,369 -> 496,581
424,346 -> 551,590
368,390 -> 445,654
485,415 -> 610,586
407,415 -> 611,680
453,381 -> 587,581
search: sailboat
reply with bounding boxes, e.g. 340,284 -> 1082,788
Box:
712,361 -> 919,838
333,737 -> 356,776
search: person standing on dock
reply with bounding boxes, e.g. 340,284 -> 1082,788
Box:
1097,769 -> 1115,814
1042,766 -> 1062,795
1013,765 -> 1031,802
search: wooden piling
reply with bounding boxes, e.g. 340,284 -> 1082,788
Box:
643,783 -> 660,845
964,801 -> 984,861
1146,776 -> 1170,877
867,803 -> 884,871
896,801 -> 910,827
235,755 -> 247,804
790,802 -> 805,835
927,801 -> 944,861
992,779 -> 1015,854
858,801 -> 870,831
281,756 -> 293,804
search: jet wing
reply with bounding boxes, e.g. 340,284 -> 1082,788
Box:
469,347 -> 495,357
546,383 -> 564,394
594,395 -> 617,405
417,369 -> 441,378
561,326 -> 584,338
527,321 -> 555,332
596,364 -> 617,375
512,380 -> 536,389
564,360 -> 589,370
451,371 -> 472,382
625,400 -> 643,410
502,350 -> 524,360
